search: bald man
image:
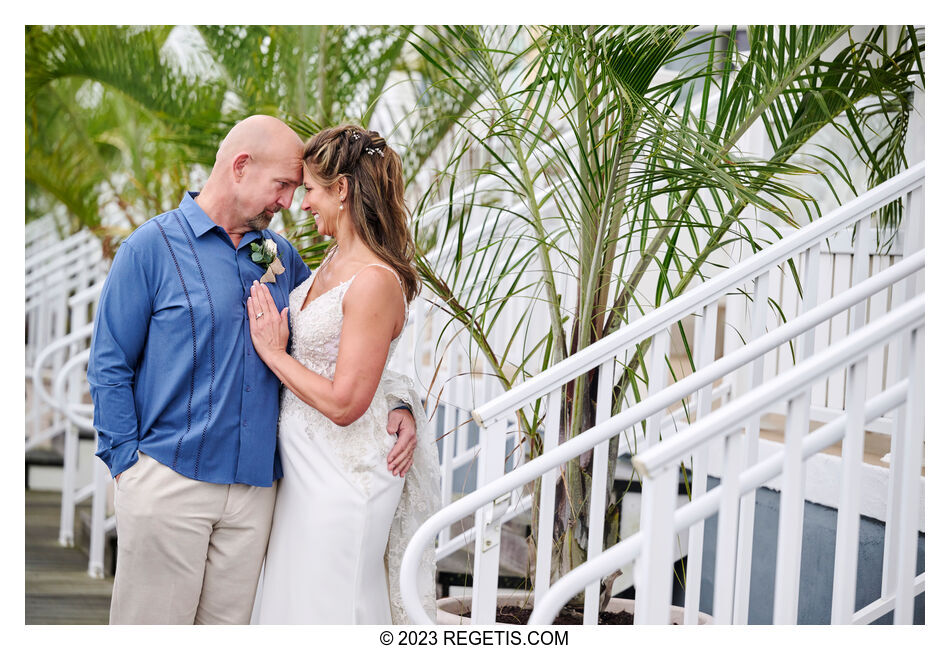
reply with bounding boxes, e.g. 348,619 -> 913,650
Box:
87,116 -> 419,624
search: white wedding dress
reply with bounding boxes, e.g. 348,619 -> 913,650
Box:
252,264 -> 439,624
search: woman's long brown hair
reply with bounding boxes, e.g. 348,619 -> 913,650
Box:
303,125 -> 419,302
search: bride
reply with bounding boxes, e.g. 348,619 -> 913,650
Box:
246,125 -> 438,624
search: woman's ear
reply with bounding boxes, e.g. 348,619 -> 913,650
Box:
337,176 -> 349,203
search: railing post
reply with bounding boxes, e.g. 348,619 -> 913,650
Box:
772,390 -> 810,624
797,245 -> 822,359
683,302 -> 717,624
831,357 -> 869,623
645,330 -> 671,448
894,324 -> 925,624
883,182 -> 924,599
58,422 -> 78,547
712,427 -> 743,624
849,219 -> 872,333
733,271 -> 769,623
470,416 -> 507,623
634,465 -> 678,624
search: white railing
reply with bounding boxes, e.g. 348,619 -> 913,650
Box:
408,298 -> 728,570
26,230 -> 104,444
725,224 -> 908,437
52,347 -> 115,578
25,212 -> 69,258
400,161 -> 924,624
25,222 -> 113,578
529,294 -> 924,624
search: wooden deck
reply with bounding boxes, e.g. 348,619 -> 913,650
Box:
25,490 -> 113,624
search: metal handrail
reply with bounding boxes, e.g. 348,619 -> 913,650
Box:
472,162 -> 925,428
52,349 -> 95,432
399,250 -> 924,623
30,323 -> 95,414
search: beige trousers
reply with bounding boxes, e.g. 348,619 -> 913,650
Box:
110,452 -> 277,624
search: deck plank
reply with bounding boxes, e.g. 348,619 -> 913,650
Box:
25,490 -> 113,625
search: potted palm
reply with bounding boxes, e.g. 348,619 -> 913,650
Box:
406,24 -> 922,623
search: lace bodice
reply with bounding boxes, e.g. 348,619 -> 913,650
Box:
283,268 -> 404,383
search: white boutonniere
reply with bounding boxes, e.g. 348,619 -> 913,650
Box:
250,237 -> 285,283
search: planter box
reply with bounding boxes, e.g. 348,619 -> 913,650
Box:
436,594 -> 712,625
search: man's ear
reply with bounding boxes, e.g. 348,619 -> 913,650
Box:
233,152 -> 251,181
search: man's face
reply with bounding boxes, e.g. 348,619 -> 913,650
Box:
238,148 -> 303,231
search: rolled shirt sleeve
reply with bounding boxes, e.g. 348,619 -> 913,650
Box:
87,240 -> 152,477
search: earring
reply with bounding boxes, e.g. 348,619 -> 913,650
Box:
339,201 -> 344,211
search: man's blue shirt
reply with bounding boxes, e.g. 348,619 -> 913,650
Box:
88,192 -> 312,486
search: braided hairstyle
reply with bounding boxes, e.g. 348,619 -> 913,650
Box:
303,125 -> 419,302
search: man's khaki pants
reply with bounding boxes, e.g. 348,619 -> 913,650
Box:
110,452 -> 277,624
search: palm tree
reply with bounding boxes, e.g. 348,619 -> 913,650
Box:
25,25 -> 475,259
409,24 -> 924,591
27,26 -> 226,248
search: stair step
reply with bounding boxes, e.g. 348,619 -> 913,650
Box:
438,514 -> 533,578
26,447 -> 64,490
25,437 -> 99,491
26,447 -> 65,466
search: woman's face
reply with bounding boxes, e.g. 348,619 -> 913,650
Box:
299,165 -> 344,238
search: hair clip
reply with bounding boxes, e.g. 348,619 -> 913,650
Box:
364,147 -> 384,156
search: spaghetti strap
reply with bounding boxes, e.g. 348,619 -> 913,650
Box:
360,263 -> 402,286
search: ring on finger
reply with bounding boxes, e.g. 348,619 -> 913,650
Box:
256,311 -> 264,319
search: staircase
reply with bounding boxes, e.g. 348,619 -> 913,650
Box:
400,162 -> 925,624
25,217 -> 114,579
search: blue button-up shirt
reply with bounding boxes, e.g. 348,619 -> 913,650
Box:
88,192 -> 312,486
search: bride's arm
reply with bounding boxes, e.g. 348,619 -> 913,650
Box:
247,270 -> 405,426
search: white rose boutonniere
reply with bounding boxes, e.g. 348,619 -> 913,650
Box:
250,237 -> 286,283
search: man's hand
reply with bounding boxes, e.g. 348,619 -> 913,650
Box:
386,408 -> 417,477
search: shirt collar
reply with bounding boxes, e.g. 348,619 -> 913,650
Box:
179,192 -> 218,238
179,191 -> 269,249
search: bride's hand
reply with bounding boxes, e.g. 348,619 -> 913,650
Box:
248,281 -> 290,363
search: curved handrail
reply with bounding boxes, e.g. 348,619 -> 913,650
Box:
30,323 -> 95,413
52,349 -> 95,433
472,162 -> 925,427
399,251 -> 924,622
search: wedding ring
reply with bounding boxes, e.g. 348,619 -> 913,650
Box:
256,311 -> 264,319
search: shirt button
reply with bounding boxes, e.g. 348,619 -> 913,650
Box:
243,421 -> 248,427
245,386 -> 251,392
